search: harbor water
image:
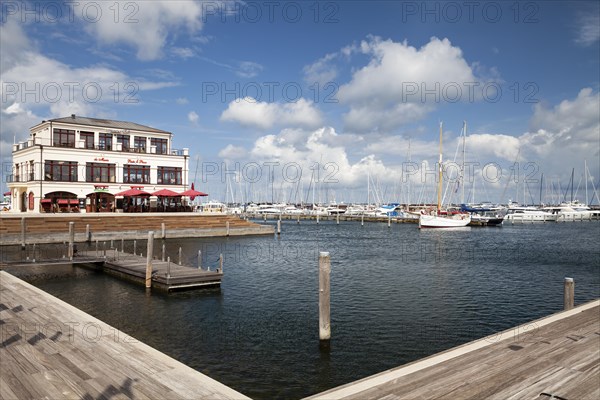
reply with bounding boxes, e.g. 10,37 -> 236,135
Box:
6,221 -> 600,399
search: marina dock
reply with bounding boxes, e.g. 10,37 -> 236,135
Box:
306,299 -> 600,400
0,271 -> 249,399
0,213 -> 274,245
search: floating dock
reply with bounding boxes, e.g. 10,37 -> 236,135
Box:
306,300 -> 600,400
0,271 -> 249,399
1,248 -> 223,292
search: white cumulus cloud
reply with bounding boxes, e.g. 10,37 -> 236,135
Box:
220,97 -> 323,130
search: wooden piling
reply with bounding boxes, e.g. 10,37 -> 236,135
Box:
68,222 -> 75,260
277,220 -> 281,235
20,217 -> 26,249
336,213 -> 339,225
95,240 -> 98,257
198,250 -> 202,269
317,214 -> 320,224
133,240 -> 137,255
178,247 -> 182,265
145,231 -> 154,289
564,277 -> 574,310
110,239 -> 114,249
388,216 -> 391,228
297,214 -> 300,224
218,253 -> 223,273
226,221 -> 230,236
86,224 -> 91,242
161,222 -> 166,239
319,251 -> 331,341
167,256 -> 171,278
361,214 -> 364,226
121,238 -> 124,252
162,243 -> 166,261
32,243 -> 36,262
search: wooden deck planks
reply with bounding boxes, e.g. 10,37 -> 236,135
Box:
0,271 -> 250,400
306,300 -> 600,400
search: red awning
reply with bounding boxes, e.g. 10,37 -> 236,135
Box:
69,199 -> 79,204
40,199 -> 52,203
57,199 -> 69,205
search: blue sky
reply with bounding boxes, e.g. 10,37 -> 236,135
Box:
1,1 -> 599,204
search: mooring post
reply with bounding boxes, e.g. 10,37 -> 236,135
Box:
361,214 -> 364,226
20,217 -> 26,249
218,253 -> 223,273
317,214 -> 320,224
564,277 -> 574,310
121,238 -> 124,252
110,239 -> 114,249
178,247 -> 182,265
68,222 -> 75,261
388,216 -> 391,228
336,213 -> 339,225
297,214 -> 300,224
161,222 -> 166,239
95,240 -> 98,257
103,241 -> 106,259
167,256 -> 171,279
226,221 -> 230,236
263,213 -> 266,221
162,243 -> 165,261
146,231 -> 154,289
277,219 -> 281,235
319,251 -> 331,341
32,243 -> 36,263
198,250 -> 202,269
133,240 -> 137,255
86,224 -> 91,242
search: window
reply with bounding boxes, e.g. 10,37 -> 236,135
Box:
45,160 -> 78,181
53,129 -> 75,147
86,163 -> 116,183
123,164 -> 150,184
151,138 -> 168,154
28,160 -> 35,181
99,133 -> 113,150
116,134 -> 130,151
157,167 -> 182,185
134,136 -> 147,153
80,131 -> 94,149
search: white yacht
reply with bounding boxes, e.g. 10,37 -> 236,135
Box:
503,205 -> 558,223
541,201 -> 594,221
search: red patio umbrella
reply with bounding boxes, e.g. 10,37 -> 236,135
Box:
151,189 -> 181,197
114,188 -> 150,197
180,188 -> 208,198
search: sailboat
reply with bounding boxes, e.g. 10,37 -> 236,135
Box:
419,122 -> 471,228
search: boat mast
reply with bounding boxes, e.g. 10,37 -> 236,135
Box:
437,121 -> 443,213
461,120 -> 466,204
539,173 -> 544,205
585,160 -> 588,204
570,167 -> 574,203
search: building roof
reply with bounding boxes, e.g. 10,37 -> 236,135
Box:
42,115 -> 171,134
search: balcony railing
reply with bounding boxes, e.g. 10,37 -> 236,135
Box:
13,137 -> 188,156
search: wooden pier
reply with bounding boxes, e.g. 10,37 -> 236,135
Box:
0,271 -> 249,399
306,299 -> 600,400
1,248 -> 223,292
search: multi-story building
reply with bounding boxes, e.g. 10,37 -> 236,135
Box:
7,115 -> 189,213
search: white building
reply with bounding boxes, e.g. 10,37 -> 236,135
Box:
8,115 -> 189,213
